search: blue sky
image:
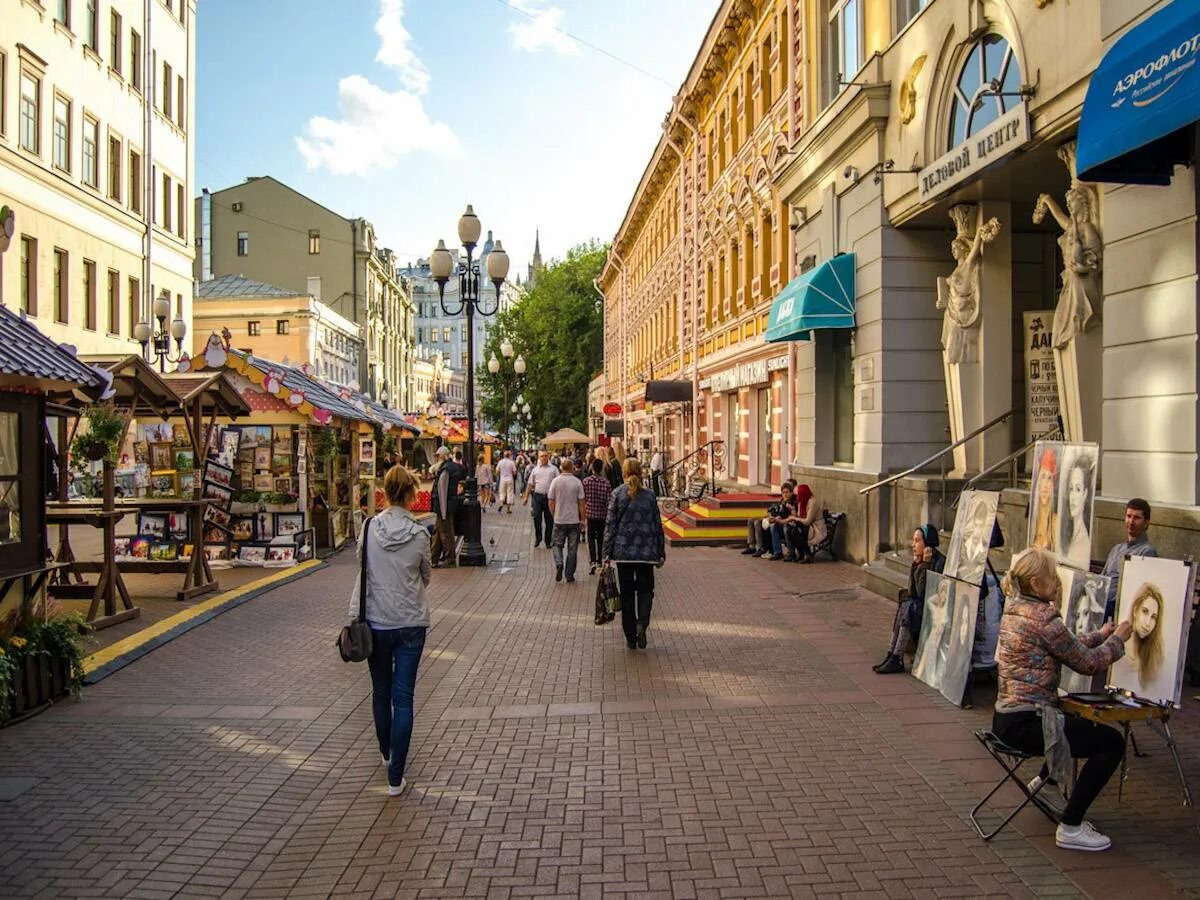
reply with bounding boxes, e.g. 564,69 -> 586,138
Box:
196,0 -> 717,276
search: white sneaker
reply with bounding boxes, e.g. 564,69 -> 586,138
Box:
1027,775 -> 1066,814
387,778 -> 408,797
1055,820 -> 1111,851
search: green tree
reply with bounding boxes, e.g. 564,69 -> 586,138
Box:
479,241 -> 606,443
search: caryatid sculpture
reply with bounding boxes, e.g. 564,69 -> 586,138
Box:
937,204 -> 1002,365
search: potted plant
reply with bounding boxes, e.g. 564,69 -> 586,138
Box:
230,489 -> 262,515
0,614 -> 88,726
262,491 -> 298,512
312,427 -> 338,463
71,403 -> 127,464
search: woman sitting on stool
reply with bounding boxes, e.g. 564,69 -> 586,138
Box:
992,547 -> 1131,852
875,523 -> 945,674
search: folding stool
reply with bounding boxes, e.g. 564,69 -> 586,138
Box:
970,730 -> 1062,840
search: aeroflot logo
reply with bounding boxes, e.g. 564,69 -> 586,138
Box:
778,297 -> 794,319
1110,31 -> 1200,108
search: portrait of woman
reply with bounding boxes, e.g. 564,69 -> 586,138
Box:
912,575 -> 954,688
1058,449 -> 1096,569
1126,583 -> 1165,687
1059,569 -> 1111,695
1028,445 -> 1059,553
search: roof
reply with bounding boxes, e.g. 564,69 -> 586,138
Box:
196,274 -> 304,300
161,371 -> 252,418
81,355 -> 181,419
0,306 -> 107,398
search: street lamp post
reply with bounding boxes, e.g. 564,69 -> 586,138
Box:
488,339 -> 526,445
134,289 -> 188,373
430,205 -> 510,567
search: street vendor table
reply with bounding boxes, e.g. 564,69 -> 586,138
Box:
46,505 -> 137,629
47,498 -> 219,621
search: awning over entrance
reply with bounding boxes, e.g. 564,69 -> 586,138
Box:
764,253 -> 856,343
644,380 -> 693,403
1077,0 -> 1200,184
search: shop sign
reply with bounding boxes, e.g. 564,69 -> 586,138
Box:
703,359 -> 769,393
918,103 -> 1030,202
766,354 -> 789,373
1023,311 -> 1060,439
602,402 -> 622,416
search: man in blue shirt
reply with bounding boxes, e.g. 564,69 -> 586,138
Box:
1101,497 -> 1158,619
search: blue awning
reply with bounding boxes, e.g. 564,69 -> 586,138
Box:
764,253 -> 856,343
1077,0 -> 1200,184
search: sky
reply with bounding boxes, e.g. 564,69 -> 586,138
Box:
196,0 -> 718,277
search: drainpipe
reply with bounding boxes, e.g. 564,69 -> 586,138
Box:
142,0 -> 153,339
666,102 -> 701,455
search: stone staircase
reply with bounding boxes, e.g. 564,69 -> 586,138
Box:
661,493 -> 775,547
862,549 -> 913,603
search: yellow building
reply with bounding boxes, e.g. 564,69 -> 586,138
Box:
193,274 -> 362,388
598,0 -> 800,485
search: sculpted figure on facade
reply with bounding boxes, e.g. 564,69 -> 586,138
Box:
937,204 -> 1002,364
1033,142 -> 1102,349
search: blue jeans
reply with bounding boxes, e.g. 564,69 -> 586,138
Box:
552,523 -> 581,578
368,625 -> 427,787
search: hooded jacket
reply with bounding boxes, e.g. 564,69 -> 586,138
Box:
348,507 -> 431,628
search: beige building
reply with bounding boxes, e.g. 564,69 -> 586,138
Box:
195,176 -> 414,409
410,345 -> 464,417
0,0 -> 196,354
192,274 -> 362,388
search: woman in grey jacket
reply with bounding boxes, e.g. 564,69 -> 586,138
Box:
349,465 -> 431,796
603,458 -> 666,649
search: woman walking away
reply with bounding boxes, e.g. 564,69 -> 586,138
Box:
350,464 -> 431,797
603,458 -> 666,649
875,523 -> 945,673
992,547 -> 1131,851
605,439 -> 627,490
477,453 -> 494,511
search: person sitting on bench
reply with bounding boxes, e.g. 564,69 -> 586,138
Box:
875,523 -> 945,674
992,547 -> 1132,852
782,483 -> 824,563
741,480 -> 796,558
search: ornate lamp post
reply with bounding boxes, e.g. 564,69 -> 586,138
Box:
134,289 -> 188,373
488,339 -> 526,445
430,205 -> 510,567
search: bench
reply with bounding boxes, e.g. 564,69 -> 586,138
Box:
810,510 -> 844,561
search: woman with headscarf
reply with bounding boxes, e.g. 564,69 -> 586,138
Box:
875,523 -> 945,674
783,483 -> 825,563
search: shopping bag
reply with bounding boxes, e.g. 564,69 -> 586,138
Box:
594,571 -> 615,625
601,564 -> 620,615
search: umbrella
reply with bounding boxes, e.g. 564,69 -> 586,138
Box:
540,427 -> 592,448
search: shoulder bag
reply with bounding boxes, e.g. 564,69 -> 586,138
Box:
337,517 -> 374,662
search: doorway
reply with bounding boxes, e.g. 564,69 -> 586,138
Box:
833,330 -> 855,464
757,386 -> 772,485
725,392 -> 739,479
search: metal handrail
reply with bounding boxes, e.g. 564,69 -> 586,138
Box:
663,439 -> 724,498
858,408 -> 1016,496
959,424 -> 1065,495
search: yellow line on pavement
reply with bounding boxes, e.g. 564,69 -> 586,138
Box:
82,560 -> 324,675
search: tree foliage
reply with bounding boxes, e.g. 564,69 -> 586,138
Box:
479,241 -> 606,442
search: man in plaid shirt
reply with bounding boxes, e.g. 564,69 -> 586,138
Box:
582,458 -> 613,575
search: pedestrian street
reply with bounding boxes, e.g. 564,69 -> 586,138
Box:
1,508 -> 1198,898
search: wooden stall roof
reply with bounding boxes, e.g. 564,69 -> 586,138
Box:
161,371 -> 251,418
80,355 -> 180,419
0,306 -> 106,399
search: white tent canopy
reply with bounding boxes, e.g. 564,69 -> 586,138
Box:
540,427 -> 592,448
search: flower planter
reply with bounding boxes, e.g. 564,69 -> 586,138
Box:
4,651 -> 72,725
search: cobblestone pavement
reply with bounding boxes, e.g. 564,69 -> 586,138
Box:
1,508 -> 1198,898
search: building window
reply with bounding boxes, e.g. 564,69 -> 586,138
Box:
461,351 -> 468,368
130,30 -> 141,91
161,171 -> 171,228
895,0 -> 929,32
442,327 -> 451,342
82,114 -> 98,186
276,319 -> 289,335
107,268 -> 119,334
53,249 -> 69,324
823,0 -> 863,106
308,230 -> 320,254
84,0 -> 98,50
248,320 -> 260,336
83,259 -> 97,330
176,182 -> 185,238
162,62 -> 172,119
19,72 -> 39,154
0,52 -> 6,139
128,148 -> 141,214
176,75 -> 185,129
128,276 -> 140,336
948,34 -> 1021,148
19,237 -> 36,315
52,95 -> 70,171
56,0 -> 70,28
108,134 -> 122,201
109,10 -> 122,76
236,231 -> 248,256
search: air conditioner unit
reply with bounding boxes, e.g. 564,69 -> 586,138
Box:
231,201 -> 243,212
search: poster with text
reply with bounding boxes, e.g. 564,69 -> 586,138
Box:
1110,555 -> 1196,706
1023,311 -> 1060,446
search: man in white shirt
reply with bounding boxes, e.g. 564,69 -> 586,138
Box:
650,449 -> 664,496
495,450 -> 518,514
548,458 -> 587,582
523,451 -> 559,548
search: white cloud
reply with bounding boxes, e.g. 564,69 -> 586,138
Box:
508,0 -> 579,56
374,0 -> 429,94
296,1 -> 458,176
296,76 -> 460,176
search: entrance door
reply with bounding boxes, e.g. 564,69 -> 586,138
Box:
833,331 -> 855,464
725,393 -> 738,478
757,386 -> 772,485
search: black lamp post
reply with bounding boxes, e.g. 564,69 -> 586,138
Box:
430,206 -> 510,567
134,289 -> 188,373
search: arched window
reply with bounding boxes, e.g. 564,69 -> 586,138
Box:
948,34 -> 1021,147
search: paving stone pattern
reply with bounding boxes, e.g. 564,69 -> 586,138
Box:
1,509 -> 1197,898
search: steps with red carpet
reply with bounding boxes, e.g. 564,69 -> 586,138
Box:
661,492 -> 773,547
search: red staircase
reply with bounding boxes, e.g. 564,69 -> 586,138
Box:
662,493 -> 774,547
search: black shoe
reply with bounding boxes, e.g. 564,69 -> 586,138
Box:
741,547 -> 757,555
627,639 -> 638,649
769,553 -> 784,561
636,624 -> 647,649
555,566 -> 563,582
872,655 -> 893,672
566,576 -> 575,583
875,655 -> 905,674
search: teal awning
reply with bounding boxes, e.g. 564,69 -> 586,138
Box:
764,253 -> 856,343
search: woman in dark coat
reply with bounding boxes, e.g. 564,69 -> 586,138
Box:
875,523 -> 945,673
603,458 -> 666,650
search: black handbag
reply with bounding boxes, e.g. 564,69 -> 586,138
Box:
594,563 -> 617,625
337,517 -> 374,662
